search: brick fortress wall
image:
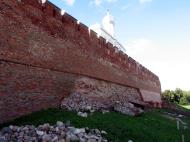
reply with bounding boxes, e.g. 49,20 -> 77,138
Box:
0,0 -> 162,123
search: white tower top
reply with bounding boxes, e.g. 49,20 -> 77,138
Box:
102,10 -> 115,37
90,10 -> 125,52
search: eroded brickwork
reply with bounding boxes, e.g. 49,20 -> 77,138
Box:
62,77 -> 144,111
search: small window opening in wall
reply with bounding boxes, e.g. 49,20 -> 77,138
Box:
53,9 -> 56,17
78,25 -> 80,31
42,5 -> 46,11
61,17 -> 64,22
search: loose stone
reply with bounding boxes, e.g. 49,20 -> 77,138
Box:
0,122 -> 107,142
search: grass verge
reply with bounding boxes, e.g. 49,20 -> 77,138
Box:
1,109 -> 190,142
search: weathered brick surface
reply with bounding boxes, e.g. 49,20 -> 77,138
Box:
0,61 -> 79,123
0,0 -> 162,123
61,76 -> 144,112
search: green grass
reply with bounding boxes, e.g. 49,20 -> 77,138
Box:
1,109 -> 190,142
181,105 -> 190,109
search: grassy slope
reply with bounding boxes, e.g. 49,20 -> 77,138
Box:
1,109 -> 190,142
181,105 -> 190,109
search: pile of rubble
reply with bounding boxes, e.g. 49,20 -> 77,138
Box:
0,121 -> 108,142
61,93 -> 144,117
114,101 -> 144,116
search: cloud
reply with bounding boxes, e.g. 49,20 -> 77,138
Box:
94,0 -> 102,6
121,4 -> 132,11
61,0 -> 75,6
124,38 -> 154,57
124,38 -> 190,91
90,23 -> 101,29
106,0 -> 117,2
92,0 -> 117,6
139,0 -> 152,4
123,38 -> 157,76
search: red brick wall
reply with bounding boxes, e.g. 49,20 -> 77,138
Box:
0,61 -> 79,123
0,0 -> 162,123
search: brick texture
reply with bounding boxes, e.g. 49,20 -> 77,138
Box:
0,0 -> 162,123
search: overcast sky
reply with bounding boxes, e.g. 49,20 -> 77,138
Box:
49,0 -> 190,91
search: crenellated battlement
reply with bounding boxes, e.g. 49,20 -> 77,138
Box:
23,0 -> 159,82
2,0 -> 161,91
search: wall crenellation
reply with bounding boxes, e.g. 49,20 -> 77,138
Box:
89,29 -> 98,42
21,0 -> 159,85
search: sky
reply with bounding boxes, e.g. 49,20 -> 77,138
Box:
48,0 -> 190,91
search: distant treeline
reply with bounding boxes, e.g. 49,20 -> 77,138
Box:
162,88 -> 190,105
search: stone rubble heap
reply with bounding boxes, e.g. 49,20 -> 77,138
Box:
62,93 -> 144,116
114,101 -> 144,116
62,93 -> 108,112
0,121 -> 108,142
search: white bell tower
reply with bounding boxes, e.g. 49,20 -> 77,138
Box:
102,10 -> 115,37
90,10 -> 125,52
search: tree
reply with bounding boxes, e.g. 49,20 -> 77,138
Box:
174,88 -> 183,103
162,88 -> 190,105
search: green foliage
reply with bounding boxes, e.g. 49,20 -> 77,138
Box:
182,105 -> 190,109
162,88 -> 190,105
1,108 -> 190,142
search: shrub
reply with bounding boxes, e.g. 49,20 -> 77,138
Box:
162,88 -> 190,105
